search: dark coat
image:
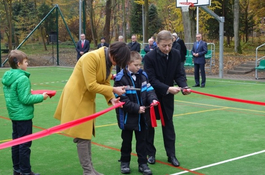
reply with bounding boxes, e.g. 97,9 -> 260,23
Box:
114,69 -> 157,131
172,41 -> 181,53
127,42 -> 141,52
76,40 -> 90,60
143,48 -> 187,119
191,40 -> 208,64
97,42 -> 109,49
144,44 -> 157,53
176,38 -> 187,62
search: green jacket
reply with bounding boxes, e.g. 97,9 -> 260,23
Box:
2,69 -> 44,121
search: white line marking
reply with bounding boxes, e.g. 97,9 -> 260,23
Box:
171,150 -> 265,175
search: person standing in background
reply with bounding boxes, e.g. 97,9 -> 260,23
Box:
144,38 -> 157,54
191,33 -> 208,88
97,37 -> 109,49
173,33 -> 187,80
128,35 -> 141,52
76,33 -> 90,60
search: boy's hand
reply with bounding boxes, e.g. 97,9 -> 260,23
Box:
139,106 -> 146,113
152,100 -> 158,106
43,92 -> 49,100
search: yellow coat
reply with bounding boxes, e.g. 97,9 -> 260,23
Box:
54,47 -> 114,139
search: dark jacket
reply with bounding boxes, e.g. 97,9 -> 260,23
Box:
97,42 -> 109,49
143,48 -> 187,119
127,42 -> 141,52
114,69 -> 157,131
144,44 -> 157,53
76,40 -> 90,60
176,38 -> 187,62
191,40 -> 208,64
2,69 -> 44,121
172,41 -> 181,53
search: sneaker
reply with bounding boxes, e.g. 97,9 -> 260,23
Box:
138,164 -> 152,175
120,162 -> 130,174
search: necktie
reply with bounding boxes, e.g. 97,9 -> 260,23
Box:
81,41 -> 84,48
196,42 -> 199,50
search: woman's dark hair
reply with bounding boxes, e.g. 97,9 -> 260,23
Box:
109,42 -> 130,68
8,50 -> 28,69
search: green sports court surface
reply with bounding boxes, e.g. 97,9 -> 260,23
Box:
0,67 -> 264,175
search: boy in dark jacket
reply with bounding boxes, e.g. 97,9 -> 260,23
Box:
114,51 -> 158,175
2,50 -> 49,175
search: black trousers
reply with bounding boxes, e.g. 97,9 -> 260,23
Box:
120,128 -> 147,165
146,114 -> 176,158
12,120 -> 33,174
194,63 -> 206,86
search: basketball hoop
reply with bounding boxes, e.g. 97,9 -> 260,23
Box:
179,2 -> 194,12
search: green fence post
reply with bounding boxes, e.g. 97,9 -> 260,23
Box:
56,5 -> 59,66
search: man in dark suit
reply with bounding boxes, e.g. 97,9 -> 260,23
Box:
191,33 -> 208,88
127,35 -> 141,52
97,37 -> 109,49
76,33 -> 90,60
173,33 -> 187,80
144,30 -> 191,167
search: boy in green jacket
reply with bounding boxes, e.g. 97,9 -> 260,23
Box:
2,50 -> 49,175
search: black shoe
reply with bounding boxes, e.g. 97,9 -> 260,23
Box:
13,170 -> 21,175
120,162 -> 130,174
147,156 -> 155,164
168,156 -> 180,167
138,164 -> 152,175
201,85 -> 205,88
21,172 -> 40,175
192,84 -> 200,87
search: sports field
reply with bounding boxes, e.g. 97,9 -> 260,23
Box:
0,66 -> 264,175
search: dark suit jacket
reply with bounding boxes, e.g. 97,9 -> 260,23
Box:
143,48 -> 187,119
76,40 -> 90,60
97,43 -> 109,49
176,38 -> 187,62
144,44 -> 156,53
128,42 -> 141,52
191,40 -> 207,64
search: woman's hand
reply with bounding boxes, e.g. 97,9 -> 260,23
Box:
113,86 -> 126,96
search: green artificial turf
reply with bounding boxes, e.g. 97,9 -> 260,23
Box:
0,67 -> 265,175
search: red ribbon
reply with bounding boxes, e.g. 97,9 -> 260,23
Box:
184,89 -> 265,106
150,102 -> 165,127
0,102 -> 124,150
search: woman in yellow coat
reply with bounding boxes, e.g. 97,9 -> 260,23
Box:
54,42 -> 130,175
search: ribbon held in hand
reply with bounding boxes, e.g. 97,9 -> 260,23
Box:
149,102 -> 165,128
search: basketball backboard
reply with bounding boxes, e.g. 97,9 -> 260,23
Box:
176,0 -> 211,7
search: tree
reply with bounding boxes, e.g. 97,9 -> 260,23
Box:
234,0 -> 241,53
3,0 -> 13,51
148,4 -> 162,38
104,0 -> 112,43
130,1 -> 142,35
87,0 -> 98,46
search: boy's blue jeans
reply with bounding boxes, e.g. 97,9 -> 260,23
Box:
12,120 -> 33,174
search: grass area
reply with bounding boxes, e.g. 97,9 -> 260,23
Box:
0,67 -> 265,175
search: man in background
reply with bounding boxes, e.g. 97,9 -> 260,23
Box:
97,37 -> 109,49
128,34 -> 141,52
191,33 -> 208,88
76,33 -> 90,60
